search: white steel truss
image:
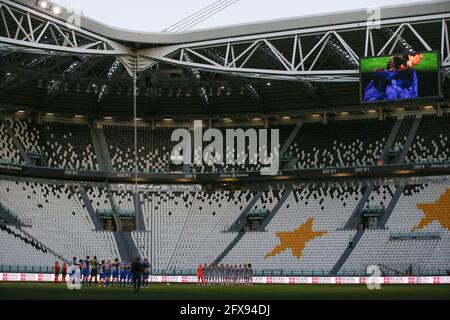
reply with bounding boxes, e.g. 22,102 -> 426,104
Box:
0,0 -> 449,83
142,14 -> 450,82
0,0 -> 128,56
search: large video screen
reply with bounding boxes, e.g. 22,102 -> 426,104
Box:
360,51 -> 441,103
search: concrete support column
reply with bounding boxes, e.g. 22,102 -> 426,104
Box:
322,113 -> 328,125
378,108 -> 384,121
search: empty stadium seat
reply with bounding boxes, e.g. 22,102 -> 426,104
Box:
0,122 -> 23,165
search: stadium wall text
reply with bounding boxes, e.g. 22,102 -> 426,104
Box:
1,273 -> 450,285
1,163 -> 450,184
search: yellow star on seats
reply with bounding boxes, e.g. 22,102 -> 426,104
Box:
413,188 -> 450,231
264,217 -> 327,260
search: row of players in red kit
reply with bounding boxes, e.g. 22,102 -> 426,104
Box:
54,261 -> 69,284
197,263 -> 253,285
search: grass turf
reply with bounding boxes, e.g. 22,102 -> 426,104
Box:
0,282 -> 449,300
360,51 -> 439,73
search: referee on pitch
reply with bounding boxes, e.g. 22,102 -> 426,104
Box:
131,257 -> 144,292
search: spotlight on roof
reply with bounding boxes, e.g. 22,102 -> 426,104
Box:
280,116 -> 292,120
222,117 -> 233,123
134,118 -> 143,121
37,1 -> 48,9
103,116 -> 113,121
366,109 -> 378,113
74,115 -> 83,118
251,117 -> 263,122
45,113 -> 55,116
423,105 -> 434,110
266,82 -> 272,86
16,110 -> 26,114
395,108 -> 405,112
310,114 -> 321,118
339,112 -> 350,116
163,118 -> 174,122
51,6 -> 62,14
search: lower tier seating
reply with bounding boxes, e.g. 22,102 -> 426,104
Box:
0,179 -> 119,266
0,177 -> 448,275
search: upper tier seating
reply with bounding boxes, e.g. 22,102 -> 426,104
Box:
3,114 -> 450,173
391,115 -> 415,156
405,114 -> 450,164
41,121 -> 98,170
104,125 -> 185,173
0,122 -> 23,165
286,118 -> 396,169
8,118 -> 42,156
192,124 -> 294,173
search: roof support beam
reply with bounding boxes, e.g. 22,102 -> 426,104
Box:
0,0 -> 129,56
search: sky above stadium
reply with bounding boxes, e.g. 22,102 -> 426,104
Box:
56,0 -> 431,32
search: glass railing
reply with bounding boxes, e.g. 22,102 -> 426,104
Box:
1,158 -> 450,174
96,208 -> 135,218
0,159 -> 23,165
390,231 -> 440,238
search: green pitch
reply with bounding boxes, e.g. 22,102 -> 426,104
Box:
0,283 -> 449,300
360,52 -> 439,73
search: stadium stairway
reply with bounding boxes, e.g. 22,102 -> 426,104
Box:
213,191 -> 269,265
228,191 -> 262,232
105,185 -> 122,231
381,117 -> 403,163
398,116 -> 422,163
329,229 -> 364,275
122,232 -> 140,260
93,125 -> 113,172
89,125 -> 107,171
0,201 -> 19,225
377,184 -> 405,229
133,192 -> 146,231
330,182 -> 405,275
113,232 -> 129,261
258,189 -> 291,231
78,186 -> 103,231
343,185 -> 373,229
280,120 -> 303,157
113,232 -> 139,261
0,118 -> 31,166
212,232 -> 245,266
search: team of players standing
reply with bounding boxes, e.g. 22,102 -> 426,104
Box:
55,259 -> 253,287
54,256 -> 151,288
197,264 -> 253,285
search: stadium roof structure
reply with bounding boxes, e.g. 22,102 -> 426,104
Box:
0,0 -> 449,119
